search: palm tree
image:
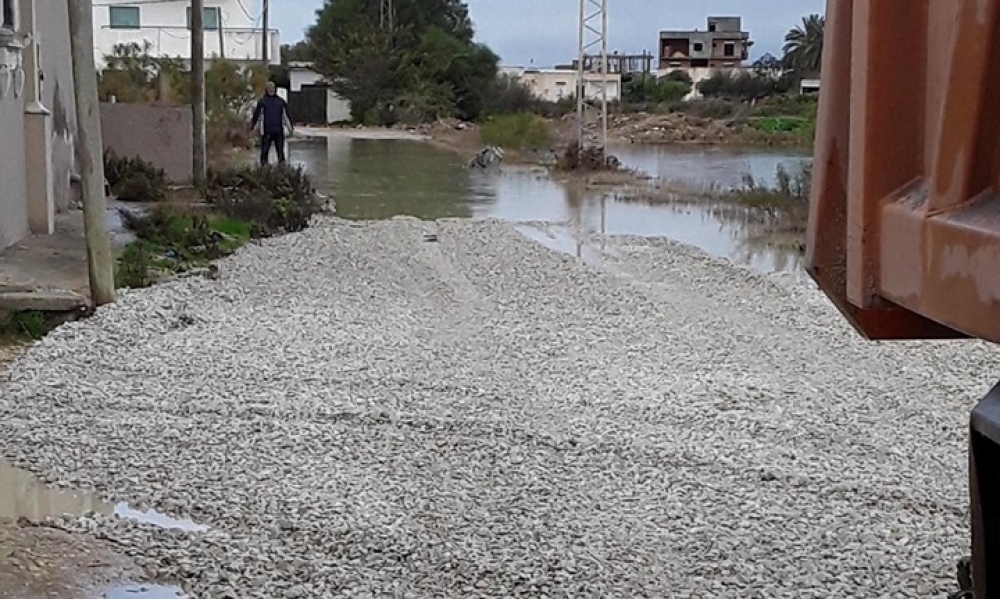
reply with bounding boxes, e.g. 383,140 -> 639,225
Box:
782,14 -> 825,76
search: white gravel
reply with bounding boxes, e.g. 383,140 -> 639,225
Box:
1,216 -> 997,598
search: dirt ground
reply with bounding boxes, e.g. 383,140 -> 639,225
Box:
0,520 -> 141,599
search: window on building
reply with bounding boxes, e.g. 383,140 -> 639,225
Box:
1,0 -> 15,30
187,7 -> 221,31
109,6 -> 141,30
693,42 -> 703,52
724,43 -> 735,57
708,23 -> 716,32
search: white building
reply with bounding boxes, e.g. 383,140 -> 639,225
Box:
0,0 -> 79,249
92,0 -> 280,67
800,78 -> 821,95
288,62 -> 321,92
286,62 -> 352,125
500,66 -> 621,104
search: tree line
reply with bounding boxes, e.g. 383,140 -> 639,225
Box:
288,4 -> 826,123
288,0 -> 500,124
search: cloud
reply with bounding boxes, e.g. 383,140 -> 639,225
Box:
272,0 -> 825,65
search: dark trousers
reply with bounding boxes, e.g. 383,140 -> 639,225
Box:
260,133 -> 286,164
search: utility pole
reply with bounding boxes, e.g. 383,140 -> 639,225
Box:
218,15 -> 226,60
576,0 -> 609,158
191,0 -> 207,181
261,0 -> 269,64
67,0 -> 116,306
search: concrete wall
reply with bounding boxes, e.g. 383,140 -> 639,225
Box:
511,69 -> 622,104
0,0 -> 77,250
100,103 -> 193,184
93,0 -> 279,66
290,67 -> 323,92
326,90 -> 351,124
36,0 -> 77,213
0,85 -> 29,250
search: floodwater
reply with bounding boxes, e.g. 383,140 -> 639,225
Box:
609,143 -> 811,190
290,136 -> 810,274
0,460 -> 208,532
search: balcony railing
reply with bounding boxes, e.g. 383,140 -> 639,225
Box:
96,25 -> 280,65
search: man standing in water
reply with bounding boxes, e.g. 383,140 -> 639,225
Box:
250,82 -> 292,165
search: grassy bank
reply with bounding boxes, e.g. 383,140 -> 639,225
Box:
479,113 -> 552,150
115,164 -> 326,289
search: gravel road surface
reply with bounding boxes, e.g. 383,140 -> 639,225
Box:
1,217 -> 997,598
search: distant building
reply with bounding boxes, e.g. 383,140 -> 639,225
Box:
286,62 -> 352,125
499,66 -> 621,104
659,16 -> 752,71
92,0 -> 280,67
800,78 -> 821,95
657,16 -> 753,100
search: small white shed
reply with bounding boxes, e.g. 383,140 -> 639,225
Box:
287,62 -> 352,125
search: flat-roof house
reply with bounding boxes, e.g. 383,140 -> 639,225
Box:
659,16 -> 752,71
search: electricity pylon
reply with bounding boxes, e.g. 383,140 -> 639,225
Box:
576,0 -> 608,156
380,0 -> 393,31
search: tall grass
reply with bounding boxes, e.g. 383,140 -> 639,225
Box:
734,163 -> 812,207
479,113 -> 552,150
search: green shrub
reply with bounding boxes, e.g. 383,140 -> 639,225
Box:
203,164 -> 325,235
624,75 -> 691,104
0,311 -> 50,340
663,70 -> 693,86
479,113 -> 551,150
115,206 -> 255,289
752,117 -> 811,133
669,98 -> 738,119
115,242 -> 158,289
742,116 -> 816,146
751,95 -> 818,118
697,71 -> 791,101
103,149 -> 168,202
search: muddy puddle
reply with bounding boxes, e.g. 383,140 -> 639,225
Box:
0,460 -> 207,532
292,136 -> 809,276
104,584 -> 186,598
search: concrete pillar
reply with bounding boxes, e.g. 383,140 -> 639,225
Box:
20,0 -> 54,235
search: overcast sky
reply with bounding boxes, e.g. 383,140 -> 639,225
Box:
269,0 -> 826,66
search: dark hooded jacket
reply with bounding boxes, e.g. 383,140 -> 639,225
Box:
251,94 -> 289,136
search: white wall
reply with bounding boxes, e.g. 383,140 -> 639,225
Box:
512,69 -> 621,104
326,90 -> 351,124
289,67 -> 323,92
93,0 -> 279,66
